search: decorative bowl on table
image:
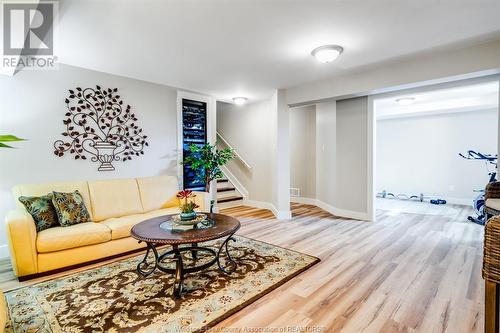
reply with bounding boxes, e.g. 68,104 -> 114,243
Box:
172,213 -> 207,226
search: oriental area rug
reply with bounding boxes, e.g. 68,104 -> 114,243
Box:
5,236 -> 319,333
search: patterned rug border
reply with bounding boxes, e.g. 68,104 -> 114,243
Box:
195,244 -> 320,332
6,236 -> 320,332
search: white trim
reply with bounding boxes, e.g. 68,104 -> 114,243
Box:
290,196 -> 317,205
217,132 -> 252,169
176,90 -> 216,194
0,245 -> 10,259
245,197 -> 369,221
220,165 -> 249,198
275,210 -> 292,219
242,199 -> 275,211
242,199 -> 291,220
498,79 -> 500,172
440,197 -> 471,206
368,76 -> 500,223
315,200 -> 370,221
367,96 -> 375,222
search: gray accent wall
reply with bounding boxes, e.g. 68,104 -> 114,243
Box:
0,64 -> 179,255
290,105 -> 316,199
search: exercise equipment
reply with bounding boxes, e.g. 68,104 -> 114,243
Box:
377,190 -> 426,202
459,150 -> 498,225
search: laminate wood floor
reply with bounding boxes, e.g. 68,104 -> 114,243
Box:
0,203 -> 483,333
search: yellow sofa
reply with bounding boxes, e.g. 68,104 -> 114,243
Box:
6,175 -> 206,278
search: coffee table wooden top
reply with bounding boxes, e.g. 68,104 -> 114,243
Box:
131,213 -> 240,245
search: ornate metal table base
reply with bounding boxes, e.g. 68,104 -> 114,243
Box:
136,232 -> 238,297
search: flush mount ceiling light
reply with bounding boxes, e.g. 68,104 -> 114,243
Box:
395,97 -> 416,106
311,45 -> 344,63
232,97 -> 248,105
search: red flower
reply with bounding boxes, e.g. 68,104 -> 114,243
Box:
177,190 -> 195,199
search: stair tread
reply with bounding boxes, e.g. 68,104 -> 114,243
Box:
217,195 -> 243,203
217,179 -> 229,183
217,187 -> 236,192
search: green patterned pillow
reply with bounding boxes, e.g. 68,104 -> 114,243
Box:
51,190 -> 91,226
19,195 -> 59,232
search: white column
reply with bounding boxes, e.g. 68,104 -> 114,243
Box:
271,89 -> 291,219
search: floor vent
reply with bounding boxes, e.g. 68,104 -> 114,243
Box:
290,188 -> 301,197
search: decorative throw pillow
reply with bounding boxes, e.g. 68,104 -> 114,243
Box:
51,190 -> 91,226
18,195 -> 59,232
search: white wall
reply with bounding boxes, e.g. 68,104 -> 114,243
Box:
376,109 -> 498,204
0,64 -> 180,256
290,105 -> 316,199
216,100 -> 274,203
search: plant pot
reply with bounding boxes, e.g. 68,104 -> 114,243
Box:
180,211 -> 197,221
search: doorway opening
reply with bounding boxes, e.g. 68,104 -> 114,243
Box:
372,80 -> 499,223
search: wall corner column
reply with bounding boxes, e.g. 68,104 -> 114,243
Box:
271,89 -> 291,219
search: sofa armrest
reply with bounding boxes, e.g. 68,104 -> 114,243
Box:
486,182 -> 500,200
5,210 -> 38,277
193,191 -> 209,212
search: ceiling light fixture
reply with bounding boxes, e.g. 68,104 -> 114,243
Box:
311,45 -> 344,63
395,97 -> 416,106
232,97 -> 248,105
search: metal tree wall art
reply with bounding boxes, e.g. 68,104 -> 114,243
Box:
53,85 -> 148,171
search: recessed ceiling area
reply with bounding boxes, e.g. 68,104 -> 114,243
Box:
57,0 -> 500,101
375,81 -> 499,119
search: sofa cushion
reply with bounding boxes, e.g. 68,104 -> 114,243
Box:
101,208 -> 180,240
13,181 -> 93,221
101,214 -> 147,240
486,198 -> 500,211
137,176 -> 179,212
18,194 -> 59,232
37,222 -> 111,253
143,207 -> 180,220
52,190 -> 91,226
88,179 -> 144,221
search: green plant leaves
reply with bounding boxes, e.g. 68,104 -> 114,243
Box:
182,143 -> 235,190
0,135 -> 25,148
0,135 -> 25,142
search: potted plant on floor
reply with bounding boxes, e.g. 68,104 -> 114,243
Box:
183,143 -> 235,212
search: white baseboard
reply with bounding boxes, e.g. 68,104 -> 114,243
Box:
441,197 -> 471,206
315,199 -> 370,221
290,196 -> 317,205
242,199 -> 292,220
0,245 -> 10,259
245,197 -> 368,221
275,210 -> 292,219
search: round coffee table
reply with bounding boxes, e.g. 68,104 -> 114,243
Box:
131,213 -> 240,297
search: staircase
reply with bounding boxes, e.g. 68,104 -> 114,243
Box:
216,178 -> 244,207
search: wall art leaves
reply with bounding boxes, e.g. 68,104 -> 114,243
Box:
53,85 -> 149,171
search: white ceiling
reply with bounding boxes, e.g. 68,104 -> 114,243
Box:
57,0 -> 500,102
375,81 -> 499,119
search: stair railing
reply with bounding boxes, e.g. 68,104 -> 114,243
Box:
216,131 -> 252,170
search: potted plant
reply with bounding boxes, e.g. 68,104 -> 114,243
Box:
0,135 -> 25,148
176,190 -> 199,220
183,143 -> 235,212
